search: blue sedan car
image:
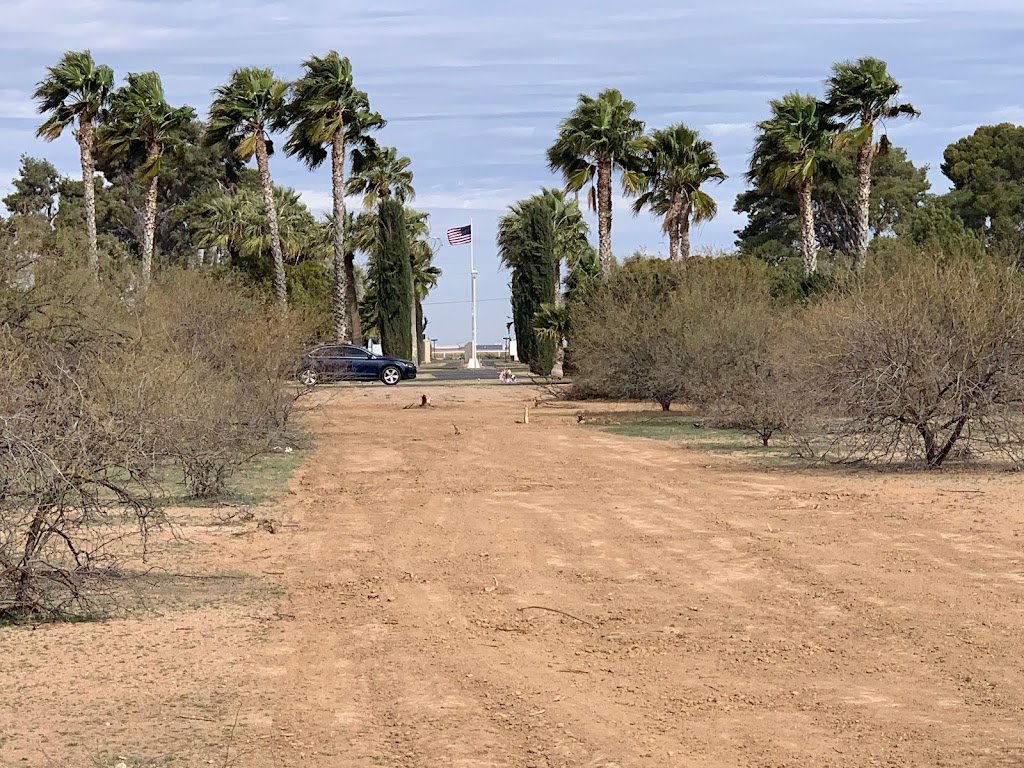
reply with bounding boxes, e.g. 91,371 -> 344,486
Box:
298,344 -> 417,386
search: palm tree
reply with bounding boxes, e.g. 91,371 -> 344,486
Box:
285,51 -> 384,342
409,212 -> 441,362
99,72 -> 195,293
564,246 -> 601,305
826,57 -> 919,272
633,124 -> 726,260
533,303 -> 571,379
537,188 -> 590,298
205,68 -> 289,308
346,144 -> 414,205
237,186 -> 322,264
748,93 -> 841,276
339,211 -> 364,344
192,193 -> 243,264
33,50 -> 114,281
194,186 -> 322,280
401,210 -> 433,360
547,88 -> 646,274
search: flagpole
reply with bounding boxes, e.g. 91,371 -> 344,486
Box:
468,217 -> 480,369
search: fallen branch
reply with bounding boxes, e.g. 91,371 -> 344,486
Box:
404,394 -> 434,409
517,605 -> 595,626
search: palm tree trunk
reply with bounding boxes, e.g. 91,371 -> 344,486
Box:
679,202 -> 692,260
254,134 -> 287,309
852,142 -> 873,273
666,193 -> 683,260
797,180 -> 818,276
550,344 -> 564,379
141,172 -> 159,295
331,125 -> 351,341
345,249 -> 362,346
78,121 -> 99,281
596,155 -> 614,274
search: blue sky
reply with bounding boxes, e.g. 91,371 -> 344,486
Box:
2,1 -> 1024,343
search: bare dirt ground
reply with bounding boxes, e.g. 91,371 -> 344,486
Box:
3,383 -> 1024,767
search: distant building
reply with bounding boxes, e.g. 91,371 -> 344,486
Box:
430,342 -> 509,361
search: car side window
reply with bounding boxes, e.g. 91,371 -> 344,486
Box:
313,346 -> 345,358
342,346 -> 371,359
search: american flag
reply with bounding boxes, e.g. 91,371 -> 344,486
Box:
446,224 -> 472,246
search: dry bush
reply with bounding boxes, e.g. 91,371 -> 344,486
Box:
802,251 -> 1024,467
572,256 -> 783,415
571,257 -> 689,410
0,260 -> 312,621
703,313 -> 807,446
139,271 -> 312,498
0,270 -> 164,620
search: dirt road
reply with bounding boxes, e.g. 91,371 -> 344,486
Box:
3,384 -> 1024,767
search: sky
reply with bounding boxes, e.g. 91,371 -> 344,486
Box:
2,0 -> 1024,343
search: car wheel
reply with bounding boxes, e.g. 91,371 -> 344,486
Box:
381,365 -> 402,386
299,367 -> 320,386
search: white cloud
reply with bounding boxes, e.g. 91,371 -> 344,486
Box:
987,106 -> 1024,124
296,190 -> 370,216
296,189 -> 333,214
0,90 -> 34,120
416,188 -> 522,212
1,0 -> 189,52
789,16 -> 925,25
488,126 -> 537,139
704,122 -> 753,138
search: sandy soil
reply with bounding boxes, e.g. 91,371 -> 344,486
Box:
3,383 -> 1024,767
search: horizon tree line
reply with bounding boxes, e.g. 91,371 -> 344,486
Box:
15,49 -> 1024,370
28,48 -> 434,362
507,55 -> 1024,375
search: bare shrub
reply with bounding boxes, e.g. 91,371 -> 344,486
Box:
703,315 -> 807,446
572,256 -> 780,414
571,257 -> 687,410
140,270 -> 313,498
0,270 -> 164,620
0,263 -> 312,620
804,251 -> 1024,467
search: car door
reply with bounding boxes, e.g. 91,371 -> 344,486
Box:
313,346 -> 347,380
341,345 -> 376,380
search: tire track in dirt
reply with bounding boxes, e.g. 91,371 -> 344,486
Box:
220,386 -> 1024,767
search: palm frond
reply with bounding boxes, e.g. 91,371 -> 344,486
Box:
34,49 -> 114,141
748,92 -> 840,194
204,67 -> 287,158
284,51 -> 383,172
98,71 -> 195,180
632,122 -> 727,233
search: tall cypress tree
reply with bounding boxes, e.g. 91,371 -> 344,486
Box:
510,200 -> 557,375
375,198 -> 413,358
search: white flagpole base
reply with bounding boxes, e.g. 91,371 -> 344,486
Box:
466,356 -> 482,369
